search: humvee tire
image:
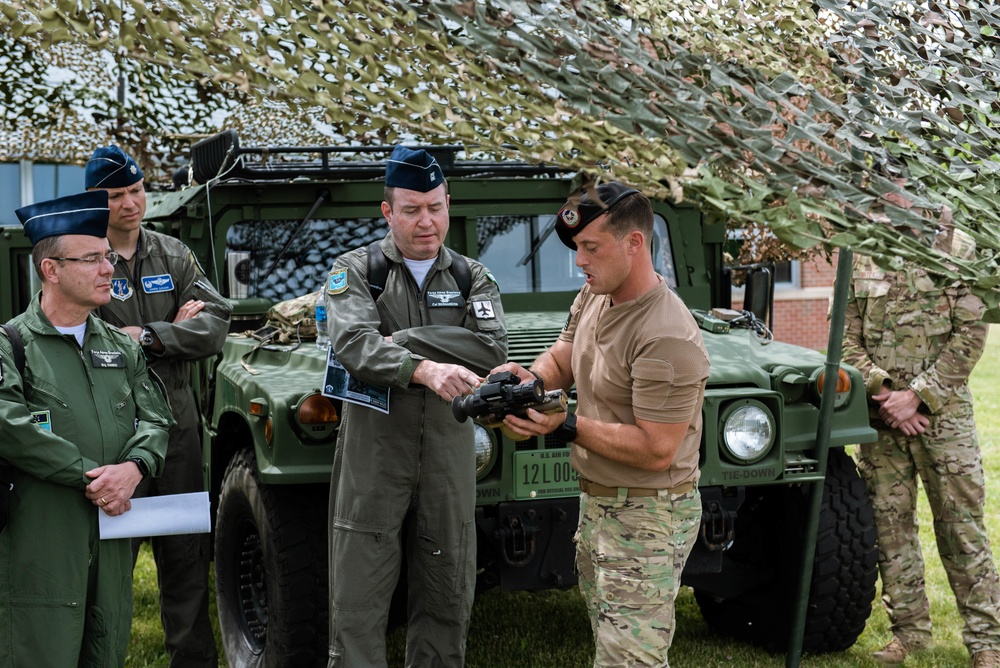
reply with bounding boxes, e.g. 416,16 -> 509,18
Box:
215,449 -> 329,667
694,448 -> 877,653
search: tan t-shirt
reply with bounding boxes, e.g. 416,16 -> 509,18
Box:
560,278 -> 709,489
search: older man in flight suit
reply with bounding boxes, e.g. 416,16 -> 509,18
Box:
324,146 -> 507,667
0,190 -> 173,667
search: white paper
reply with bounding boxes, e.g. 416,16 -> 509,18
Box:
99,491 -> 211,540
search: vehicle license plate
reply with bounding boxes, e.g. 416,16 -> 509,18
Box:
513,448 -> 579,500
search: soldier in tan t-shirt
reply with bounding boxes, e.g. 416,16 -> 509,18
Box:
492,182 -> 709,668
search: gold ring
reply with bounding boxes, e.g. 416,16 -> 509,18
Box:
101,497 -> 108,506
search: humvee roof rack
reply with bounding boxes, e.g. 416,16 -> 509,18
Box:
190,129 -> 569,184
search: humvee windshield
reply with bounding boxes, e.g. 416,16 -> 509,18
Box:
477,213 -> 677,293
225,212 -> 677,302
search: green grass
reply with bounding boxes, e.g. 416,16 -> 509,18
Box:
129,328 -> 1000,667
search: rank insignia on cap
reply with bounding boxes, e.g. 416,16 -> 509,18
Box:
559,208 -> 580,228
473,300 -> 496,319
554,182 -> 641,250
385,145 -> 445,193
327,268 -> 348,295
85,145 -> 144,189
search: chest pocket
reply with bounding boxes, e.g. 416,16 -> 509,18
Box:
897,272 -> 952,338
854,277 -> 891,334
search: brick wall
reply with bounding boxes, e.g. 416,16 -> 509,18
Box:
732,250 -> 839,351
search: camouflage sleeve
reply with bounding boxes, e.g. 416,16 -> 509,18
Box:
148,248 -> 233,361
326,249 -> 423,389
908,282 -> 987,414
840,277 -> 891,396
390,261 -> 508,376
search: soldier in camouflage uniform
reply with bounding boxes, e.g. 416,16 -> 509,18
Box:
494,183 -> 709,667
842,224 -> 1000,667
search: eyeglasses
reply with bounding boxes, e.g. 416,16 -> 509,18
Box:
48,251 -> 120,266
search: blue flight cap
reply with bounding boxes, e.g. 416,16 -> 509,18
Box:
15,191 -> 110,246
85,145 -> 144,189
385,146 -> 444,192
555,181 -> 640,250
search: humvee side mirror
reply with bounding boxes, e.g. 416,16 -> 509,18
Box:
724,262 -> 775,332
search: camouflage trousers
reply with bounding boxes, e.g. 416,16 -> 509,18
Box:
575,487 -> 701,668
857,412 -> 1000,654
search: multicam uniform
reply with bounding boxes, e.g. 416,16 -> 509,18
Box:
0,297 -> 172,667
842,229 -> 1000,655
95,228 -> 232,667
563,278 -> 709,668
325,231 -> 506,667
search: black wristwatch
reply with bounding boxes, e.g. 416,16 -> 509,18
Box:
552,412 -> 577,443
139,326 -> 155,348
129,457 -> 150,478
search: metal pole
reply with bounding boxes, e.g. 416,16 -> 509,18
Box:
786,247 -> 853,667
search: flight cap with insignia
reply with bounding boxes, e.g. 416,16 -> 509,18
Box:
16,190 -> 110,246
385,145 -> 444,193
85,145 -> 144,189
555,181 -> 640,250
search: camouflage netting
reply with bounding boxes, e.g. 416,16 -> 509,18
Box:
2,0 -> 999,318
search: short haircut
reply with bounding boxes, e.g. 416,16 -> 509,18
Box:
603,190 -> 654,248
32,236 -> 64,281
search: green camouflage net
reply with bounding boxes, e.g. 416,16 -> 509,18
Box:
2,0 -> 999,318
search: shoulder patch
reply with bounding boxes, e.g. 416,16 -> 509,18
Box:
327,268 -> 348,295
473,299 -> 496,319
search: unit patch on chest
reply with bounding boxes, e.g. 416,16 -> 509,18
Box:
142,274 -> 175,293
111,278 -> 134,301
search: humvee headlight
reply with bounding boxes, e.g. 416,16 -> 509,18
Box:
721,402 -> 775,463
473,425 -> 496,479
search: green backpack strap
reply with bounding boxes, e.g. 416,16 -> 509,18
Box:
367,241 -> 472,302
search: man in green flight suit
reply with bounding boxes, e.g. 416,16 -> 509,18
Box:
0,190 -> 173,667
324,146 -> 507,667
87,145 -> 232,668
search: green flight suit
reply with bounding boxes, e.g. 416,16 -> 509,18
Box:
0,294 -> 172,667
95,227 -> 231,668
325,232 -> 507,668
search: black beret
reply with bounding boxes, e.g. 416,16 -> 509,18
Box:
385,146 -> 445,192
85,145 -> 144,189
16,191 -> 110,245
555,182 -> 640,250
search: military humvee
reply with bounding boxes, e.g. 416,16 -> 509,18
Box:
0,130 -> 878,667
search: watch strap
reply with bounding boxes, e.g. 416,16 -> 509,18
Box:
552,411 -> 577,443
129,457 -> 150,478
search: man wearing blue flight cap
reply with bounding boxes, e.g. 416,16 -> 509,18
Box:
324,146 -> 508,666
86,145 -> 231,668
0,190 -> 172,666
